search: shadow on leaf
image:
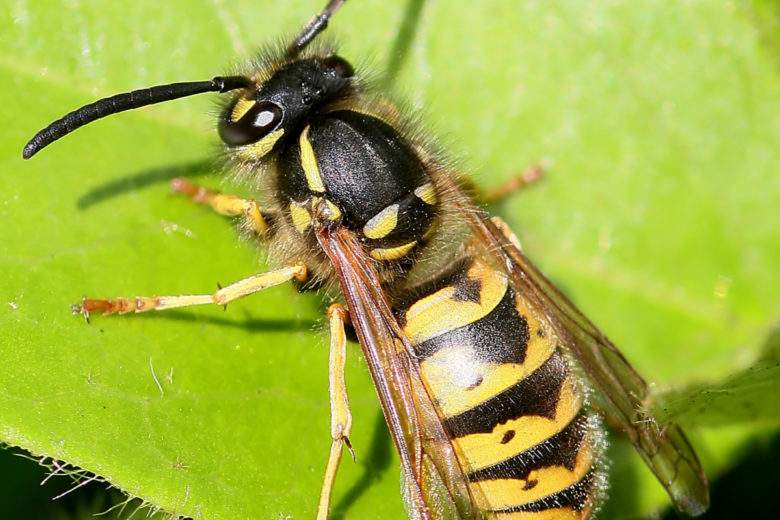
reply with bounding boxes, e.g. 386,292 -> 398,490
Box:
382,0 -> 426,88
659,322 -> 780,427
132,309 -> 319,333
77,159 -> 214,210
598,434 -> 641,520
661,430 -> 780,519
331,410 -> 393,520
741,0 -> 780,72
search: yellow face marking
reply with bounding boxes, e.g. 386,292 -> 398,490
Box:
289,201 -> 312,234
449,376 -> 583,470
414,182 -> 437,205
363,204 -> 399,239
403,260 -> 507,344
369,241 -> 417,261
231,98 -> 255,122
299,125 -> 326,193
236,128 -> 284,161
471,441 -> 593,510
419,331 -> 557,417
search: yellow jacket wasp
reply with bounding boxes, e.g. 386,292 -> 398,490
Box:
23,1 -> 709,518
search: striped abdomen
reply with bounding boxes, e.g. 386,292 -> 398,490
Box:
396,257 -> 604,519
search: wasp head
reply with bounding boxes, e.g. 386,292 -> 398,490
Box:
218,55 -> 355,160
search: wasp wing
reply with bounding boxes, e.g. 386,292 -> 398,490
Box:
316,226 -> 485,520
459,201 -> 709,517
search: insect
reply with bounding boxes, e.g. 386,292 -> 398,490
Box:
23,1 -> 709,518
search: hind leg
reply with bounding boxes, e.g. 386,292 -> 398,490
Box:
316,304 -> 354,520
464,163 -> 545,205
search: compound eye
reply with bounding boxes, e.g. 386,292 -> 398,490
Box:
218,99 -> 283,147
322,55 -> 355,79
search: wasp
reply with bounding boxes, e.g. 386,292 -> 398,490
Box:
23,1 -> 709,518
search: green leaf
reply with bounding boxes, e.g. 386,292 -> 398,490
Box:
660,324 -> 780,428
1,1 -> 779,519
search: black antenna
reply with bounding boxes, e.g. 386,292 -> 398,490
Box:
286,0 -> 348,58
22,76 -> 252,159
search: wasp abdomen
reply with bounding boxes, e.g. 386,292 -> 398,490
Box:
397,257 -> 603,518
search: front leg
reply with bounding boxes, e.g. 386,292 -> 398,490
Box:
170,177 -> 273,238
74,264 -> 307,317
316,303 -> 354,520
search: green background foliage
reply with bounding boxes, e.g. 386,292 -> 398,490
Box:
1,0 -> 778,518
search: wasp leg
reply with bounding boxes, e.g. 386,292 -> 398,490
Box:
469,163 -> 545,205
73,264 -> 307,317
170,177 -> 272,238
316,303 -> 354,520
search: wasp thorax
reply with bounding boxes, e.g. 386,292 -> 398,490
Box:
219,56 -> 354,159
277,109 -> 439,264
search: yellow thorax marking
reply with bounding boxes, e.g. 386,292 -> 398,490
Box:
299,125 -> 326,193
414,183 -> 437,205
231,98 -> 255,122
236,128 -> 284,161
369,241 -> 417,261
363,204 -> 399,239
403,260 -> 507,344
289,200 -> 312,233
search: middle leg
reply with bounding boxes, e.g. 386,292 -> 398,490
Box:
316,303 -> 354,520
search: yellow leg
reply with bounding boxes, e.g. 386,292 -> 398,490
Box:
73,264 -> 307,317
467,163 -> 545,205
316,304 -> 354,520
170,177 -> 271,237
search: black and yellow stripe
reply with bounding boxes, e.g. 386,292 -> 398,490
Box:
397,257 -> 602,518
363,187 -> 436,260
